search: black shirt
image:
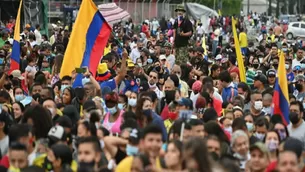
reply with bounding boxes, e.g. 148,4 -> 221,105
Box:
174,18 -> 193,48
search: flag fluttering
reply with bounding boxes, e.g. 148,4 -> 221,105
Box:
60,0 -> 111,87
272,51 -> 290,125
232,17 -> 246,82
10,0 -> 22,73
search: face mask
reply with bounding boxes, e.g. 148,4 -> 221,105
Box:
147,58 -> 153,64
273,64 -> 279,69
224,127 -> 232,134
267,139 -> 279,152
61,85 -> 69,93
246,122 -> 254,132
177,74 -> 181,79
138,47 -> 143,51
285,64 -> 290,69
126,144 -> 139,156
283,48 -> 288,52
108,107 -> 118,115
254,101 -> 263,111
128,98 -> 137,107
168,112 -> 178,120
15,95 -> 24,102
253,64 -> 259,69
278,131 -> 287,140
143,109 -> 152,117
289,112 -> 300,124
255,133 -> 265,141
48,108 -> 55,116
82,77 -> 90,86
118,103 -> 125,110
4,83 -> 11,90
137,63 -> 142,67
239,94 -> 245,100
263,107 -> 272,114
149,49 -> 155,54
78,161 -> 95,172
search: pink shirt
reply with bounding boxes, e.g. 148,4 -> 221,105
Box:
103,110 -> 124,134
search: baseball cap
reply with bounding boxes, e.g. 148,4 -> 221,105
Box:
192,80 -> 202,92
295,74 -> 305,82
283,137 -> 303,158
215,54 -> 222,60
48,125 -> 66,147
129,128 -> 142,145
159,54 -> 166,61
83,100 -> 97,112
266,69 -> 276,77
175,98 -> 193,109
56,116 -> 72,129
293,65 -> 301,71
10,70 -> 24,80
164,42 -> 172,48
254,73 -> 267,84
250,142 -> 269,155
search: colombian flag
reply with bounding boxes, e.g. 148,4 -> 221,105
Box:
272,52 -> 290,125
60,0 -> 111,86
10,0 -> 22,73
232,17 -> 246,82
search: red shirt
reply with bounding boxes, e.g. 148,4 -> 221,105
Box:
0,155 -> 9,168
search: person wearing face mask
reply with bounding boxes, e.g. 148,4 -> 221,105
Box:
102,92 -> 124,134
253,73 -> 268,93
264,130 -> 280,162
130,40 -> 144,63
43,98 -> 61,123
173,5 -> 193,65
288,101 -> 305,148
294,75 -> 305,103
254,117 -> 269,141
250,91 -> 266,122
266,69 -> 276,88
262,93 -> 273,115
285,59 -> 294,83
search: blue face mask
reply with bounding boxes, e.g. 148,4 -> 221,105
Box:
126,144 -> 139,156
118,103 -> 125,110
61,85 -> 69,93
15,95 -> 25,102
108,106 -> 118,115
82,77 -> 90,86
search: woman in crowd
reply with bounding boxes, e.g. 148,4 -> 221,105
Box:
127,91 -> 138,113
12,102 -> 24,123
164,140 -> 185,171
13,87 -> 25,102
62,87 -> 75,105
264,130 -> 280,162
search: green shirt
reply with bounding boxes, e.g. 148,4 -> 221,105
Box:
0,38 -> 5,48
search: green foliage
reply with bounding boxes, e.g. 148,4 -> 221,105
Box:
196,0 -> 242,15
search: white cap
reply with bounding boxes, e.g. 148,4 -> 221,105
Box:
159,55 -> 166,60
48,125 -> 65,140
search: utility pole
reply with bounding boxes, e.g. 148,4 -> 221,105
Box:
247,0 -> 250,15
213,0 -> 216,10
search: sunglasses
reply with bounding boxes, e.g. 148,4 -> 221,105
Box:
149,75 -> 157,79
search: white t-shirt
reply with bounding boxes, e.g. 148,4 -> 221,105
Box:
25,65 -> 37,74
0,136 -> 8,157
292,58 -> 303,69
151,20 -> 159,31
130,48 -> 141,63
34,29 -> 42,45
196,26 -> 205,35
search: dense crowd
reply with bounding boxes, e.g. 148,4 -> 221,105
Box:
0,3 -> 304,172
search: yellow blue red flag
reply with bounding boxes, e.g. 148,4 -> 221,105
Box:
10,0 -> 22,73
232,17 -> 246,82
272,51 -> 290,125
60,0 -> 111,87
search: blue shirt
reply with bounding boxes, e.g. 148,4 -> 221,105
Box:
100,79 -> 116,90
152,111 -> 167,142
287,72 -> 294,82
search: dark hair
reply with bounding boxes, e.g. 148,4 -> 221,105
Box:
202,108 -> 217,123
184,137 -> 212,172
255,117 -> 270,129
219,70 -> 232,83
63,87 -> 75,105
54,55 -> 64,74
237,82 -> 251,103
204,121 -> 229,144
135,97 -> 153,127
51,144 -> 73,166
263,130 -> 281,142
189,119 -> 204,127
22,105 -> 52,139
13,102 -> 25,113
29,83 -> 43,95
219,154 -> 241,172
79,121 -> 97,136
0,90 -> 12,103
13,87 -> 24,96
118,94 -> 128,103
62,76 -> 72,82
232,118 -> 247,132
290,101 -> 304,113
77,136 -> 101,152
9,142 -> 27,152
42,87 -> 55,100
143,124 -> 163,139
210,64 -> 220,75
8,124 -> 32,145
120,118 -> 139,131
202,76 -> 213,85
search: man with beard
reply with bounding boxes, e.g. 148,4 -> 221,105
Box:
292,47 -> 304,68
294,74 -> 305,102
190,46 -> 210,76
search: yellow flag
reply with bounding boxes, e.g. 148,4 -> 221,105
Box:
232,17 -> 246,82
201,36 -> 207,56
218,9 -> 222,16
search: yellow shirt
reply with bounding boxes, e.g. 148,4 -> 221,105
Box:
116,156 -> 161,172
164,119 -> 173,133
239,32 -> 248,48
33,154 -> 78,172
104,44 -> 111,56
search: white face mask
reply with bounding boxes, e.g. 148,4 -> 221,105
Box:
254,101 -> 263,111
128,98 -> 137,107
285,64 -> 290,70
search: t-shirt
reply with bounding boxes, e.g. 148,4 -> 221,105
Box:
0,38 -> 5,48
25,65 -> 37,74
174,18 -> 193,48
288,120 -> 305,150
100,79 -> 116,91
0,136 -> 8,158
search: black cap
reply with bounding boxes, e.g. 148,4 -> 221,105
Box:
56,115 -> 73,129
83,100 -> 97,112
254,73 -> 267,84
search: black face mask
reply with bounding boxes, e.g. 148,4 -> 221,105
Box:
165,90 -> 176,104
289,112 -> 300,125
138,47 -> 143,51
3,83 -> 11,90
273,64 -> 279,69
155,66 -> 161,72
253,64 -> 259,69
295,83 -> 303,92
78,161 -> 95,172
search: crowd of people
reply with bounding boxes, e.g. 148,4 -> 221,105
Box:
0,3 -> 304,172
